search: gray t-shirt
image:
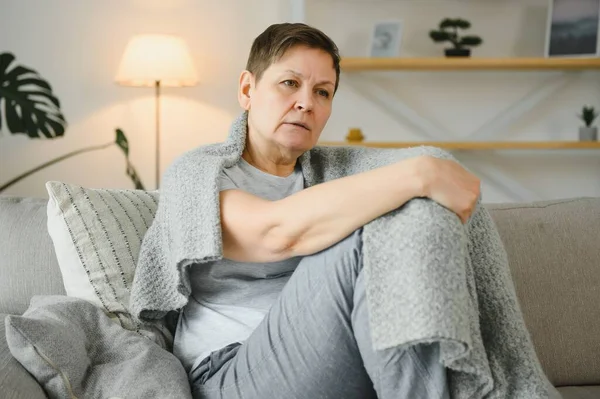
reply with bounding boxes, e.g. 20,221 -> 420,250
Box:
173,157 -> 305,372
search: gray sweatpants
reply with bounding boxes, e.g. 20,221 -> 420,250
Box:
189,228 -> 450,399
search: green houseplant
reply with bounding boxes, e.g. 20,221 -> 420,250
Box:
429,18 -> 483,57
0,52 -> 144,193
578,105 -> 599,141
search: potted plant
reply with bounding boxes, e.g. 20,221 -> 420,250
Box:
578,105 -> 599,141
429,18 -> 483,57
0,52 -> 145,192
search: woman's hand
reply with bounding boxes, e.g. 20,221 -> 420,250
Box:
411,155 -> 481,224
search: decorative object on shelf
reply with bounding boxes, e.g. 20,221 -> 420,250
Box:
116,34 -> 198,189
369,21 -> 403,58
346,128 -> 365,143
429,18 -> 482,57
0,52 -> 144,193
545,0 -> 600,57
578,105 -> 599,141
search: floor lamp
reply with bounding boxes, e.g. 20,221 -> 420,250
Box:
115,34 -> 198,189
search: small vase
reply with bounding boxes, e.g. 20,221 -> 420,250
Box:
579,126 -> 598,141
346,128 -> 365,143
445,48 -> 471,57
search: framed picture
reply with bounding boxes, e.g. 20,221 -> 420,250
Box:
545,0 -> 600,57
369,21 -> 403,58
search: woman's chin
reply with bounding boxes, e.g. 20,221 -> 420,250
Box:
277,135 -> 315,153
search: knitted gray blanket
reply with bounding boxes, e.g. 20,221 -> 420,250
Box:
130,111 -> 559,398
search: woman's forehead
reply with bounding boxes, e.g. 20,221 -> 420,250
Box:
268,47 -> 336,77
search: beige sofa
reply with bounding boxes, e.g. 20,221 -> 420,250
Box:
1,194 -> 599,398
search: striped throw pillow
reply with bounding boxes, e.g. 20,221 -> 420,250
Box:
45,181 -> 168,346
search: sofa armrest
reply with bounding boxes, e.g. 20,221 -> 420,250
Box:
1,314 -> 47,399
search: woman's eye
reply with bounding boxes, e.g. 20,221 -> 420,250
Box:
317,89 -> 330,98
282,80 -> 298,87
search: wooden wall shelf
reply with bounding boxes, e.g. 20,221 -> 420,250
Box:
318,141 -> 600,150
340,57 -> 600,71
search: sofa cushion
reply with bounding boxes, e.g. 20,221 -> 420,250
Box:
557,386 -> 600,399
0,313 -> 47,399
44,181 -> 167,346
487,198 -> 600,387
5,295 -> 192,399
0,196 -> 65,315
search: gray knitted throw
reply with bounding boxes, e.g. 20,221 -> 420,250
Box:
130,111 -> 559,398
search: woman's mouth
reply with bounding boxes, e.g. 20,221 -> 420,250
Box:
285,122 -> 310,131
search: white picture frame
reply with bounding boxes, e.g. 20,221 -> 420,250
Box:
545,0 -> 600,57
369,20 -> 403,58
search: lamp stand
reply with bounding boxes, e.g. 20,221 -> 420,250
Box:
155,80 -> 161,190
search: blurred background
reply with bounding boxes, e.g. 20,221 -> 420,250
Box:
1,0 -> 599,203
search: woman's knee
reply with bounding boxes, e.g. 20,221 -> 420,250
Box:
382,196 -> 466,245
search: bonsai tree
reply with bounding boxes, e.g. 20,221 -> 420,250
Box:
429,18 -> 483,57
578,105 -> 599,127
0,52 -> 145,192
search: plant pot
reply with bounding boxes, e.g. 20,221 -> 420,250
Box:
579,126 -> 598,141
445,48 -> 471,57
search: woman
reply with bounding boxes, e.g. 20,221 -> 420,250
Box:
173,22 -> 480,399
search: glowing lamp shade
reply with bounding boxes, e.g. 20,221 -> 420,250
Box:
115,34 -> 198,189
115,34 -> 198,87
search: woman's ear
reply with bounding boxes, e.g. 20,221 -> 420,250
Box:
238,70 -> 253,111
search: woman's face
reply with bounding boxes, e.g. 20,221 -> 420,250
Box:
239,45 -> 336,157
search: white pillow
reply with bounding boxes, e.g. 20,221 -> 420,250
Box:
45,181 -> 165,343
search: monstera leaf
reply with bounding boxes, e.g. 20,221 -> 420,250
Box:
0,52 -> 67,138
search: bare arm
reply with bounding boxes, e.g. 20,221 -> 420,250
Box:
220,155 -> 480,263
220,157 -> 421,263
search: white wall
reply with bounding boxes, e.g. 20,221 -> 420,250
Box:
1,0 -> 599,203
0,0 -> 288,197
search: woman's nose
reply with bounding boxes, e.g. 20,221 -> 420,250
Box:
294,90 -> 314,112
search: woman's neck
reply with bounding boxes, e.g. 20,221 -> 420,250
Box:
241,144 -> 297,178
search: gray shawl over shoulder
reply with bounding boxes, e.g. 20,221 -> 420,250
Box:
130,111 -> 560,398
